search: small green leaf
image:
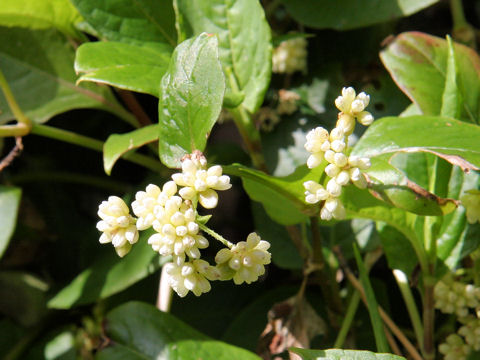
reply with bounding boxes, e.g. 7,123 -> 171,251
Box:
48,230 -> 166,309
175,0 -> 272,113
97,301 -> 262,360
0,0 -> 84,39
103,124 -> 159,175
0,27 -> 129,124
280,0 -> 438,30
441,36 -> 463,118
75,42 -> 172,97
225,163 -> 324,225
0,185 -> 21,259
159,33 -> 225,168
291,348 -> 406,360
352,115 -> 480,171
380,32 -> 480,123
71,0 -> 177,47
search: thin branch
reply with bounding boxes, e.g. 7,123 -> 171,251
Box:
0,137 -> 23,172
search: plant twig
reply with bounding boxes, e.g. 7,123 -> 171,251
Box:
0,137 -> 23,172
157,266 -> 173,312
117,90 -> 153,127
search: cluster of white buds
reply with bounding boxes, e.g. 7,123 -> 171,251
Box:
171,151 -> 231,209
96,151 -> 271,298
303,87 -> 373,221
272,37 -> 307,74
96,196 -> 139,257
461,190 -> 480,224
215,232 -> 271,285
439,334 -> 471,360
458,315 -> 480,351
434,275 -> 480,317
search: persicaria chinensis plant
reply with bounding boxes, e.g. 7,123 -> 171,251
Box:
2,1 -> 480,360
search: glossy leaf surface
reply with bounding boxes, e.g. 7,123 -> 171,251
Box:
280,0 -> 437,30
380,32 -> 480,123
75,42 -> 172,97
0,186 -> 21,259
71,0 -> 177,46
159,33 -> 225,168
97,301 -> 261,360
103,124 -> 159,175
291,348 -> 406,360
0,27 -> 129,124
175,0 -> 272,112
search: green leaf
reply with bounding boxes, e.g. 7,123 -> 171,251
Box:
280,0 -> 438,30
48,230 -> 165,309
75,42 -> 172,97
291,348 -> 406,360
103,124 -> 159,175
353,244 -> 389,353
71,0 -> 177,47
0,0 -> 84,39
225,163 -> 324,225
175,0 -> 272,112
0,271 -> 48,327
441,36 -> 463,118
97,301 -> 262,360
0,27 -> 130,124
352,115 -> 480,171
380,32 -> 480,123
159,33 -> 225,168
0,185 -> 21,259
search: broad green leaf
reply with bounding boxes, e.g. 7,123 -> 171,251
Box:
48,230 -> 165,309
291,348 -> 406,360
97,301 -> 262,360
0,27 -> 131,124
71,0 -> 177,47
0,185 -> 21,259
225,163 -> 324,225
0,0 -> 83,39
175,0 -> 272,112
280,0 -> 437,30
159,33 -> 225,168
354,244 -> 389,353
103,124 -> 159,175
441,36 -> 463,119
352,115 -> 480,170
0,271 -> 48,327
380,32 -> 480,123
75,42 -> 172,97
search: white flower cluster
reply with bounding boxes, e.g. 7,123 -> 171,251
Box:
434,275 -> 480,317
435,274 -> 480,359
96,196 -> 139,257
439,334 -> 471,360
272,37 -> 307,74
461,190 -> 480,224
303,87 -> 373,221
96,151 -> 271,298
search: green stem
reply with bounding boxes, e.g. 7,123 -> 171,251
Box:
0,124 -> 30,137
393,269 -> 424,351
30,124 -> 162,173
423,273 -> 436,360
310,216 -> 342,314
225,68 -> 267,172
0,68 -> 32,130
450,0 -> 469,30
198,222 -> 234,248
334,290 -> 360,348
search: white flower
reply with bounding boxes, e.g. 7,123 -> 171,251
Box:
304,180 -> 329,204
320,197 -> 346,221
172,152 -> 231,209
131,181 -> 177,230
272,37 -> 307,74
304,127 -> 329,169
334,87 -> 374,133
434,275 -> 480,317
215,233 -> 271,285
148,196 -> 208,261
164,259 -> 220,297
439,334 -> 471,360
459,315 -> 480,350
97,196 -> 139,257
461,190 -> 480,224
